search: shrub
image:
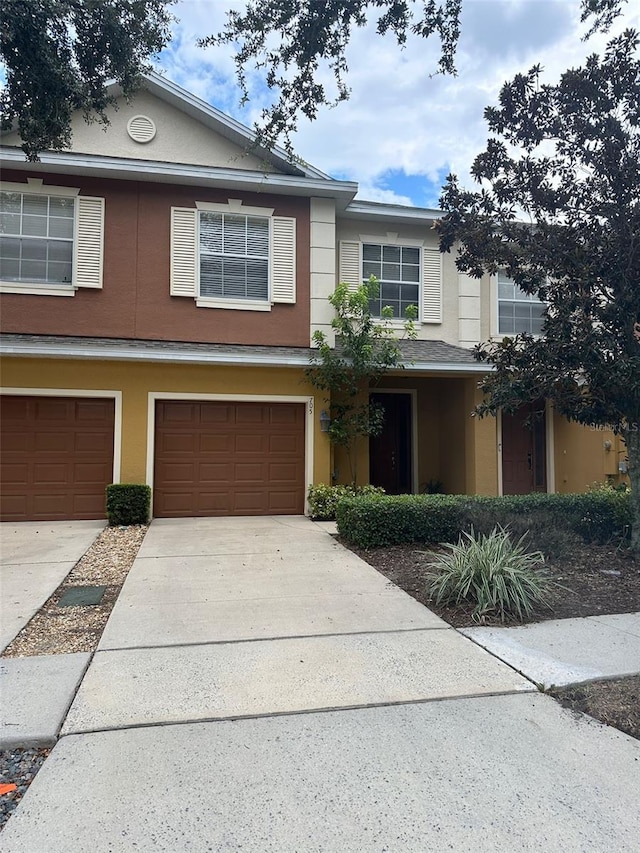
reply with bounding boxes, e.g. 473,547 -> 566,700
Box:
336,490 -> 631,549
106,484 -> 151,526
307,483 -> 385,520
336,493 -> 463,548
427,526 -> 552,623
461,506 -> 582,559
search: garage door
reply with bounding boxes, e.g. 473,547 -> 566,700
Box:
154,401 -> 305,517
0,395 -> 115,521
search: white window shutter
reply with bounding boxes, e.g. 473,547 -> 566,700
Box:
170,207 -> 198,297
339,241 -> 361,291
271,216 -> 296,303
422,248 -> 443,323
73,196 -> 104,289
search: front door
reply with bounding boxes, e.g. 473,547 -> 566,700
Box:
369,393 -> 412,494
502,402 -> 547,494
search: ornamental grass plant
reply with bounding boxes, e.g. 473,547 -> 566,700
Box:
427,525 -> 553,623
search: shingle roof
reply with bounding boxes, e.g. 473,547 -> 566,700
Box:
0,333 -> 486,372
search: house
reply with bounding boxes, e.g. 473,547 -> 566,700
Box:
0,73 -> 626,521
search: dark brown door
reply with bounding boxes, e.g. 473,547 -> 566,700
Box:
369,393 -> 412,494
153,401 -> 306,517
0,395 -> 115,521
502,402 -> 547,494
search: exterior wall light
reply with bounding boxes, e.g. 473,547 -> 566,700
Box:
319,410 -> 331,433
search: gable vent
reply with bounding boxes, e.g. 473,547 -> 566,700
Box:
127,115 -> 156,143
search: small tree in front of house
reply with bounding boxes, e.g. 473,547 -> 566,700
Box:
306,277 -> 416,485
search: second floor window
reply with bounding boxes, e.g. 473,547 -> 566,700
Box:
0,191 -> 74,285
362,243 -> 420,319
199,212 -> 269,301
498,271 -> 545,335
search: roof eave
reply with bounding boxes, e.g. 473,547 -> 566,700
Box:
0,148 -> 359,205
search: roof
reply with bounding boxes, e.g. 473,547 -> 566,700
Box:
0,334 -> 488,373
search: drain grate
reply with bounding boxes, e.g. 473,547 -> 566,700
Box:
57,585 -> 107,607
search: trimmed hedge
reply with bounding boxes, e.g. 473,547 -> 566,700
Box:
336,491 -> 631,549
106,483 -> 151,526
307,483 -> 385,520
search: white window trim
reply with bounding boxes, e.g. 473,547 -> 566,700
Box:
145,392 -> 315,517
360,238 -> 424,323
1,178 -> 80,297
492,272 -> 546,339
195,199 -> 275,311
0,386 -> 122,483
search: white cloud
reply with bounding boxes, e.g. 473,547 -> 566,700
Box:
160,0 -> 640,204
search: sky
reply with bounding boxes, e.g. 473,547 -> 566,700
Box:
152,1 -> 635,207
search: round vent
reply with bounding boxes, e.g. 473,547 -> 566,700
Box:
127,115 -> 156,143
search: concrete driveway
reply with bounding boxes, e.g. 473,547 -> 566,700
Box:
2,516 -> 639,852
0,520 -> 104,652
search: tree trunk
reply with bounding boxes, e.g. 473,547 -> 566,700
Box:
626,427 -> 640,555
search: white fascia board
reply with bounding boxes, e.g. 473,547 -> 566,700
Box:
0,339 -> 311,368
0,148 -> 358,204
343,200 -> 443,223
401,361 -> 492,373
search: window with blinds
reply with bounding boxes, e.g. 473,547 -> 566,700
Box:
498,271 -> 545,335
199,212 -> 269,301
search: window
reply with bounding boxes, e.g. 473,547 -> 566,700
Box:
199,212 -> 269,301
0,191 -> 74,285
170,202 -> 296,309
498,271 -> 545,335
363,243 -> 420,319
0,181 -> 104,295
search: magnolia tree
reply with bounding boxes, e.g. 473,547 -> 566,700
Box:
437,30 -> 640,551
306,278 -> 416,485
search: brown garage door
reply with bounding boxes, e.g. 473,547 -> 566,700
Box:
0,395 -> 115,521
154,401 -> 305,517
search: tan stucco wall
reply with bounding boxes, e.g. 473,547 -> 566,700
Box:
330,374 -> 498,496
335,218 -> 461,345
553,413 -> 627,492
2,90 -> 270,172
1,357 -> 332,497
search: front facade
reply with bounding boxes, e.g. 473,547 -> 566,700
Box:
0,74 -> 625,521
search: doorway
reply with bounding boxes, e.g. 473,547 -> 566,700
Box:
501,401 -> 547,494
369,392 -> 413,494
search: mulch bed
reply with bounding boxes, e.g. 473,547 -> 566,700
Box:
343,537 -> 640,740
344,540 -> 640,628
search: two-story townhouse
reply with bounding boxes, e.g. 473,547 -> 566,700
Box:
0,73 -> 626,521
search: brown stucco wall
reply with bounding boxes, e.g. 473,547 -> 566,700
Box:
0,170 -> 311,346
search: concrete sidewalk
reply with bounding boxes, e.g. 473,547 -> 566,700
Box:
2,516 -> 639,852
0,520 -> 103,652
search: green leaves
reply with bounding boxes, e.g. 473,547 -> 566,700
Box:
306,277 -> 415,482
1,0 -> 173,160
427,526 -> 552,623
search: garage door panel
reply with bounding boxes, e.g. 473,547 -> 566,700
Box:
154,401 -> 305,518
199,434 -> 233,453
0,462 -> 28,484
199,462 -> 232,482
235,434 -> 266,453
75,431 -> 113,453
0,395 -> 115,521
34,432 -> 74,453
33,463 -> 71,484
201,405 -> 233,425
235,405 -> 266,425
73,462 -> 112,484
